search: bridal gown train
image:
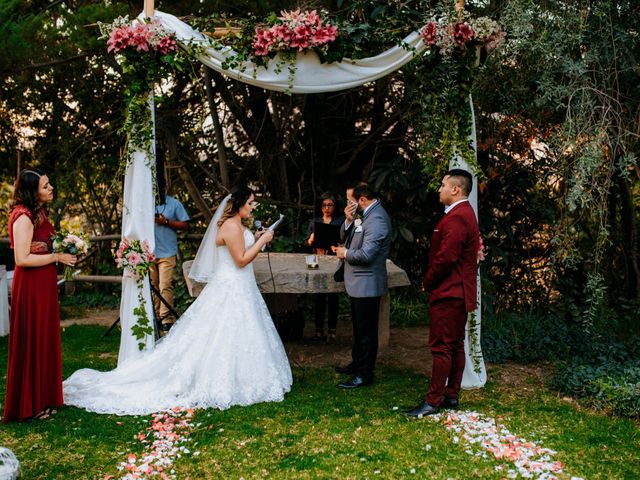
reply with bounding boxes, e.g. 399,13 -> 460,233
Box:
63,229 -> 292,415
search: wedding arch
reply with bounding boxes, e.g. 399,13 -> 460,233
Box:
116,0 -> 487,389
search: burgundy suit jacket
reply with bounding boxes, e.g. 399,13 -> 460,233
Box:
423,201 -> 479,312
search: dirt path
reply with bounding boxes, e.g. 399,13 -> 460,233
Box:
286,322 -> 432,374
61,309 -> 119,328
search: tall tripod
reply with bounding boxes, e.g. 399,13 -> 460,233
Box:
102,283 -> 179,339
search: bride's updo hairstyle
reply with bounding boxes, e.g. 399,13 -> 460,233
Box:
217,186 -> 255,227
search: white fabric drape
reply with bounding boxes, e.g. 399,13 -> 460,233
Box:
455,96 -> 487,389
118,95 -> 157,366
153,11 -> 427,94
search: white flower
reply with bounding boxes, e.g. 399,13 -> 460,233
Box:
354,218 -> 362,227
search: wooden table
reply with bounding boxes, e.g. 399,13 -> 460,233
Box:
182,253 -> 411,346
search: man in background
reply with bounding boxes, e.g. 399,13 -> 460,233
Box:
152,191 -> 190,332
335,183 -> 391,388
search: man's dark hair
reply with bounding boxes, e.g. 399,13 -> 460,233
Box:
352,182 -> 377,201
446,169 -> 473,196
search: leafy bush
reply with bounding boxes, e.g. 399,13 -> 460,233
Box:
482,307 -> 640,418
552,360 -> 640,419
390,289 -> 429,327
481,311 -> 570,363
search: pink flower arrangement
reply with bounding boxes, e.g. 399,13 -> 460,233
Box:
101,17 -> 177,55
253,9 -> 338,57
115,238 -> 155,278
115,238 -> 156,348
420,15 -> 504,56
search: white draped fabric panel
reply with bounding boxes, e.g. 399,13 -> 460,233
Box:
118,10 -> 486,387
118,95 -> 157,365
153,11 -> 427,94
455,97 -> 487,389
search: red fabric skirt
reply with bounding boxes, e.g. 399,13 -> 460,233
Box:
3,263 -> 63,422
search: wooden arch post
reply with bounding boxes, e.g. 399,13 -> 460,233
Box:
144,0 -> 154,18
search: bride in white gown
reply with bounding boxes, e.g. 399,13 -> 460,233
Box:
63,187 -> 293,415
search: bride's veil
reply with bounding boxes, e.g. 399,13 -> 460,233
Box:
188,194 -> 232,282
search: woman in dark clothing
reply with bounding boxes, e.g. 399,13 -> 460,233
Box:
306,192 -> 344,341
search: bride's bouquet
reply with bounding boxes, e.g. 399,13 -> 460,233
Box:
52,231 -> 89,281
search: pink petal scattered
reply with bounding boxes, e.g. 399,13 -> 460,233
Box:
113,407 -> 199,480
428,410 -> 584,480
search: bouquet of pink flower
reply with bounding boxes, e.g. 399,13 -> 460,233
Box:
52,231 -> 90,281
115,238 -> 156,278
99,16 -> 177,55
253,9 -> 338,57
115,238 -> 156,349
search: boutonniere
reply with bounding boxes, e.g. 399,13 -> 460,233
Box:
354,218 -> 362,228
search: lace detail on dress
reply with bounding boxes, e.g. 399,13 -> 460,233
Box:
63,229 -> 292,415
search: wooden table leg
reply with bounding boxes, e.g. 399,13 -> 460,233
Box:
378,292 -> 390,347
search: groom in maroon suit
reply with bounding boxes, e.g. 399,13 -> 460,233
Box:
404,169 -> 479,417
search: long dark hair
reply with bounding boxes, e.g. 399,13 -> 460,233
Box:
11,169 -> 46,221
217,186 -> 255,227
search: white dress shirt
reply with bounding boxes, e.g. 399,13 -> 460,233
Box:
444,198 -> 469,214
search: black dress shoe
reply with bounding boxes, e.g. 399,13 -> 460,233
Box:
334,364 -> 355,375
337,375 -> 371,389
403,401 -> 439,418
441,396 -> 459,409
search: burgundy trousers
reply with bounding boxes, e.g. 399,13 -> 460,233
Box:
425,298 -> 467,406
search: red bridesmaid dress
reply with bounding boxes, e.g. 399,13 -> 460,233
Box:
3,206 -> 63,422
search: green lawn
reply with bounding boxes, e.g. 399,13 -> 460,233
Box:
0,325 -> 639,479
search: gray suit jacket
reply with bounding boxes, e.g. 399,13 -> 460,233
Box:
340,201 -> 391,298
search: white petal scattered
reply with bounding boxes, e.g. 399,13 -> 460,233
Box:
426,410 -> 575,479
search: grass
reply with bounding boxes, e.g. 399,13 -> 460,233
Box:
0,325 -> 639,479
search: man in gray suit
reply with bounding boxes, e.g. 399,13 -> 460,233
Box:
335,183 -> 391,388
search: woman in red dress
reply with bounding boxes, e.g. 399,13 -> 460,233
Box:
3,169 -> 76,422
